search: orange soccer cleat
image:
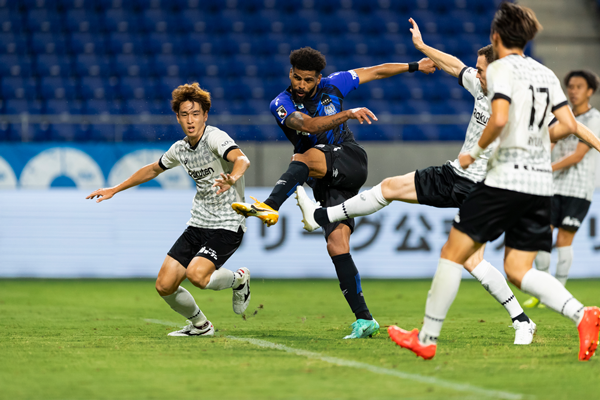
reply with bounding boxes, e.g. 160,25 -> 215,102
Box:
388,325 -> 437,360
577,306 -> 600,361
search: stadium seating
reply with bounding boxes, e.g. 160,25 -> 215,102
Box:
0,0 -> 512,141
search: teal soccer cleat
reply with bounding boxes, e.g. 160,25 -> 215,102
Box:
343,319 -> 380,339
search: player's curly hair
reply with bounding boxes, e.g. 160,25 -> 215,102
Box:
491,2 -> 542,50
564,70 -> 600,94
171,82 -> 211,114
289,47 -> 327,74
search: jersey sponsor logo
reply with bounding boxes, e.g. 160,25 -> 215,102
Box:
321,94 -> 336,116
296,130 -> 311,136
276,105 -> 287,120
350,70 -> 358,80
188,167 -> 214,180
221,140 -> 233,147
473,107 -> 489,126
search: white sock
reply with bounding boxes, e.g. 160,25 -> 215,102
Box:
419,258 -> 463,345
327,183 -> 391,223
521,269 -> 584,325
470,260 -> 524,320
161,286 -> 207,326
205,268 -> 241,291
534,250 -> 551,273
555,246 -> 573,286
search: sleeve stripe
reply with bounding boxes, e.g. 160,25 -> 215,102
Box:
223,145 -> 240,161
548,117 -> 558,126
552,100 -> 569,112
158,155 -> 168,170
492,93 -> 511,103
458,66 -> 468,88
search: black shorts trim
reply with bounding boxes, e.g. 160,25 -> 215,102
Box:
167,226 -> 244,269
551,195 -> 591,232
453,183 -> 552,252
414,164 -> 476,208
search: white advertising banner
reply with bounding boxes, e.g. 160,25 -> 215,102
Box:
1,188 -> 599,278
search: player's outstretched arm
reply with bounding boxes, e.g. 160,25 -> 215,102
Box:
351,58 -> 437,85
213,149 -> 250,195
551,141 -> 590,172
550,117 -> 600,154
86,161 -> 164,203
285,108 -> 377,135
409,18 -> 465,78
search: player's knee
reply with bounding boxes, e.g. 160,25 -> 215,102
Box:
327,240 -> 350,256
155,279 -> 177,296
504,268 -> 523,289
186,267 -> 210,289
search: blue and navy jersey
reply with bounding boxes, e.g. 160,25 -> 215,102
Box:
270,70 -> 360,154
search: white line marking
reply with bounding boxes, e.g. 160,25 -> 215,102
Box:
144,319 -> 531,400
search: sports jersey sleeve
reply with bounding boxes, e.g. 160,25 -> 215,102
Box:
327,70 -> 360,97
158,142 -> 180,170
581,113 -> 600,147
549,75 -> 568,112
487,61 -> 513,103
458,67 -> 479,97
270,95 -> 295,126
207,128 -> 239,161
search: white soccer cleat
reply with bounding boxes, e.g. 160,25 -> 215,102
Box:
295,186 -> 321,232
513,319 -> 536,345
168,320 -> 215,337
232,267 -> 251,314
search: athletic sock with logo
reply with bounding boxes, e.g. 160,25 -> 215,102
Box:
205,268 -> 241,290
264,161 -> 309,211
419,258 -> 463,346
161,286 -> 207,326
470,260 -> 528,321
555,246 -> 573,286
521,269 -> 584,325
534,250 -> 551,273
316,183 -> 390,226
331,253 -> 372,320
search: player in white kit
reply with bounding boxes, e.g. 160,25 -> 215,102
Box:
295,18 -> 535,344
87,83 -> 252,336
525,70 -> 600,307
386,3 -> 600,361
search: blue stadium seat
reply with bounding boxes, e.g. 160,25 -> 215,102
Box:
88,124 -> 116,141
0,10 -> 24,33
9,123 -> 51,141
118,76 -> 155,99
57,0 -> 99,9
108,33 -> 146,54
439,124 -> 467,141
49,124 -> 89,141
80,76 -> 114,99
35,54 -> 72,77
146,33 -> 183,54
26,9 -> 62,32
75,54 -> 111,77
141,9 -> 178,33
179,10 -> 227,34
151,54 -> 187,77
0,55 -> 33,77
113,54 -> 151,77
1,77 -> 38,99
122,124 -> 159,141
0,122 -> 10,141
5,99 -> 43,114
84,99 -> 122,114
104,8 -> 140,32
45,99 -> 83,114
65,9 -> 102,33
402,125 -> 441,141
0,33 -> 27,54
69,33 -> 106,54
40,77 -> 78,100
124,99 -> 170,115
31,33 -> 68,54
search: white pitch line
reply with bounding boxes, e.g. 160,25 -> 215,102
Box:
144,319 -> 531,400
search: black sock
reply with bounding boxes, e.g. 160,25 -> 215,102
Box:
264,161 -> 309,211
314,208 -> 331,227
511,312 -> 530,323
331,253 -> 371,319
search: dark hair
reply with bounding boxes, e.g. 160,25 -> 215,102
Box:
564,70 -> 600,93
477,44 -> 496,64
289,47 -> 326,74
171,82 -> 211,114
491,2 -> 542,49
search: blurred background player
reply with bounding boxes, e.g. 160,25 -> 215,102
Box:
525,70 -> 600,308
295,19 -> 535,344
87,83 -> 252,337
387,2 -> 600,361
232,47 -> 437,339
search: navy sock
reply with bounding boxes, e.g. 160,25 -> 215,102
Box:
314,208 -> 331,227
511,312 -> 530,323
264,161 -> 309,211
331,253 -> 371,320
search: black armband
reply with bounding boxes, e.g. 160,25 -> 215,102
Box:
408,62 -> 419,73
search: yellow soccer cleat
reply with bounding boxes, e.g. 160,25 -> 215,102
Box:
523,296 -> 546,308
231,196 -> 279,226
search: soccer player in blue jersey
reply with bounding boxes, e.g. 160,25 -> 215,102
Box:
232,47 -> 437,339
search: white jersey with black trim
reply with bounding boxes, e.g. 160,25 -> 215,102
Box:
552,107 -> 600,201
449,66 -> 498,182
484,55 -> 568,197
159,125 -> 246,232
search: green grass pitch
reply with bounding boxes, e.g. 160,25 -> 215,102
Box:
1,278 -> 598,400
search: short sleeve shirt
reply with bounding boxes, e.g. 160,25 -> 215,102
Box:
270,70 -> 360,154
159,125 -> 246,232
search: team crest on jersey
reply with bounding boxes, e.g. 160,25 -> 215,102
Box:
276,105 -> 287,119
321,94 -> 336,116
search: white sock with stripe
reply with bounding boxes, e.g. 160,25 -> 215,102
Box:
326,183 -> 390,223
555,246 -> 573,286
419,258 -> 463,345
205,268 -> 240,291
161,286 -> 207,326
470,260 -> 524,319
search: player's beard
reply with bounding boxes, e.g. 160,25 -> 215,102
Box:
291,86 -> 316,104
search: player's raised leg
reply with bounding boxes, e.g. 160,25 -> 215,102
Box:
156,256 -> 215,337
